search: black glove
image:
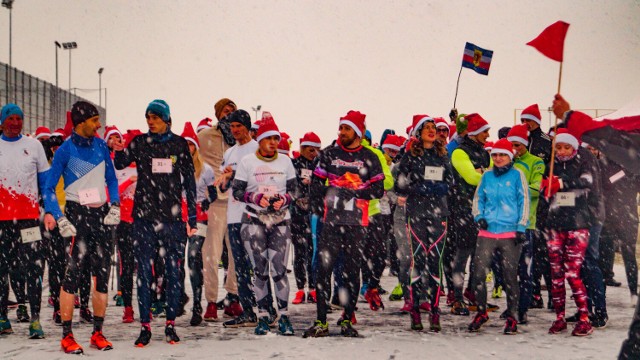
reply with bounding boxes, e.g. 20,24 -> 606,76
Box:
201,199 -> 211,212
515,231 -> 527,245
449,108 -> 458,122
477,218 -> 488,230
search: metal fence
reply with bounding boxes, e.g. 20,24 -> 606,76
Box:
1,61 -> 105,135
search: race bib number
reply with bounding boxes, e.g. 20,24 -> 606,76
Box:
556,192 -> 576,207
609,170 -> 625,184
258,185 -> 278,197
195,223 -> 208,237
301,169 -> 313,180
152,158 -> 173,173
21,226 -> 42,243
78,188 -> 101,205
424,166 -> 444,181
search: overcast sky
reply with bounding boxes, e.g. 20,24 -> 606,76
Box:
1,0 -> 639,145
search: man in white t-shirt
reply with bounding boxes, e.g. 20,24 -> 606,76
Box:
214,110 -> 264,328
0,104 -> 50,339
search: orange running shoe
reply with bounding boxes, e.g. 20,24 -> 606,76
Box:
90,331 -> 113,351
61,333 -> 83,354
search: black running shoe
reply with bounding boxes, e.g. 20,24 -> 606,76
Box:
79,307 -> 94,324
504,316 -> 518,335
302,320 -> 329,338
190,307 -> 203,326
134,327 -> 152,347
468,312 -> 489,332
222,312 -> 257,328
16,304 -> 30,323
165,324 -> 180,344
340,320 -> 359,337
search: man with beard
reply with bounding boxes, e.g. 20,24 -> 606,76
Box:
303,110 -> 384,338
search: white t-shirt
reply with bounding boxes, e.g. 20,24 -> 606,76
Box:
221,140 -> 259,223
0,136 -> 49,220
235,153 -> 296,220
196,163 -> 215,203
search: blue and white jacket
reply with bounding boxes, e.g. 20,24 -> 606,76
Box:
472,165 -> 530,234
44,132 -> 119,219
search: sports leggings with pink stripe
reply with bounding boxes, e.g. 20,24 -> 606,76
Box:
546,229 -> 590,321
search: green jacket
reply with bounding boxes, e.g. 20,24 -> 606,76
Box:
362,139 -> 394,217
513,151 -> 545,229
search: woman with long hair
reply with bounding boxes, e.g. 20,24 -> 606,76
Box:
395,115 -> 454,332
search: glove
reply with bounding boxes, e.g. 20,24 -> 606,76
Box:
201,199 -> 211,212
515,231 -> 527,245
103,205 -> 121,225
540,176 -> 561,198
57,216 -> 77,237
477,218 -> 488,230
449,108 -> 458,122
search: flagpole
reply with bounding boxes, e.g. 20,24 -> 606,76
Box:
546,61 -> 563,197
453,66 -> 463,109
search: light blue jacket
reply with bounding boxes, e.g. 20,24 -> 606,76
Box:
472,165 -> 529,234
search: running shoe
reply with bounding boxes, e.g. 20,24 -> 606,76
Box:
468,312 -> 489,332
548,318 -> 567,334
302,320 -> 329,338
292,290 -> 306,305
123,306 -> 135,324
165,324 -> 180,344
222,312 -> 257,328
61,333 -> 83,354
134,326 -> 152,347
90,330 -> 113,351
203,302 -> 218,321
278,314 -> 294,335
340,319 -> 359,337
16,304 -> 30,323
504,316 -> 517,335
29,320 -> 45,339
410,309 -> 423,331
254,316 -> 270,335
572,320 -> 594,336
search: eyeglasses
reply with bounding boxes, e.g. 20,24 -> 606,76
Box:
436,129 -> 449,133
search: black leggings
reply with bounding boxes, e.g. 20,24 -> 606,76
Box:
408,216 -> 446,310
600,216 -> 638,295
116,221 -> 135,307
63,202 -> 113,295
362,214 -> 390,290
315,223 -> 365,323
291,219 -> 315,290
0,219 -> 46,318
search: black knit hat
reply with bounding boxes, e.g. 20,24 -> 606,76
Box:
226,109 -> 251,130
71,101 -> 99,126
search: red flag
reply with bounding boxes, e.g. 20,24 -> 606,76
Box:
526,21 -> 570,62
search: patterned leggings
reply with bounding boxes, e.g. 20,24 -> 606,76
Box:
546,229 -> 589,321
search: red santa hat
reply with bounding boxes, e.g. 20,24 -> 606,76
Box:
124,129 -> 143,148
256,116 -> 280,142
103,125 -> 123,141
292,150 -> 300,159
277,135 -> 290,156
484,141 -> 494,151
35,126 -> 51,140
465,113 -> 490,136
382,134 -> 407,151
181,122 -> 200,149
300,132 -> 321,148
196,118 -> 212,133
339,110 -> 366,138
405,125 -> 413,136
554,128 -> 579,150
434,117 -> 449,130
51,128 -> 65,138
507,124 -> 529,146
490,138 -> 515,160
411,114 -> 434,137
448,124 -> 457,140
521,104 -> 542,125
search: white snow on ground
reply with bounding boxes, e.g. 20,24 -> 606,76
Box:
1,263 -> 635,359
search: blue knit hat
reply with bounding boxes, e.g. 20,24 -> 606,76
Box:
0,103 -> 24,125
146,99 -> 171,122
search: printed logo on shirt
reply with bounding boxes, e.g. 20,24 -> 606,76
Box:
23,148 -> 30,156
171,155 -> 177,164
331,159 -> 364,169
254,165 -> 285,182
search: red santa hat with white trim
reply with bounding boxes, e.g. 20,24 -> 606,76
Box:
507,124 -> 529,146
278,135 -> 290,156
196,118 -> 212,133
521,104 -> 542,125
411,114 -> 434,137
181,122 -> 200,149
51,128 -> 65,138
434,117 -> 449,131
382,134 -> 407,151
103,125 -> 123,141
300,132 -> 321,148
256,115 -> 280,142
35,126 -> 51,140
484,141 -> 494,151
554,128 -> 579,149
490,138 -> 515,160
339,110 -> 366,138
465,113 -> 490,136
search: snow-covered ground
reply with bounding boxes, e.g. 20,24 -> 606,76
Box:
2,262 -> 636,359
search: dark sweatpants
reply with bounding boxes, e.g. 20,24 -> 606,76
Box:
472,236 -> 521,317
315,223 -> 365,323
